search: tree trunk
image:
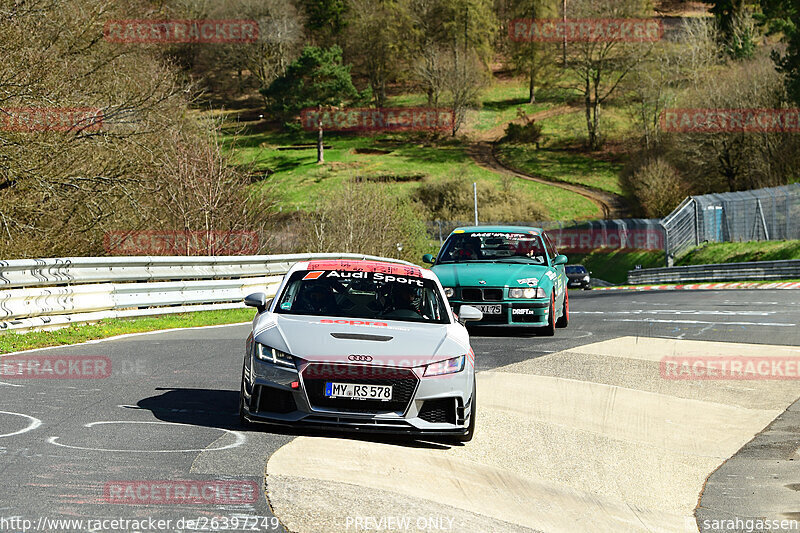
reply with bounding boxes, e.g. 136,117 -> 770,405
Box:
584,76 -> 596,149
317,106 -> 324,164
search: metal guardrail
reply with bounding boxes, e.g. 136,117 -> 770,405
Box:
627,259 -> 800,285
0,254 -> 413,333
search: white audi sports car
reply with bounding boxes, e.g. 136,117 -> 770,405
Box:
239,259 -> 482,441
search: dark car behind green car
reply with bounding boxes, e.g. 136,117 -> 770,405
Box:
423,226 -> 570,335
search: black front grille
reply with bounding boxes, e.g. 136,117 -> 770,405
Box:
256,385 -> 297,414
461,288 -> 482,301
461,288 -> 504,302
418,398 -> 457,424
302,363 -> 418,414
483,289 -> 503,301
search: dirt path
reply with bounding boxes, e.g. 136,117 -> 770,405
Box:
467,104 -> 631,219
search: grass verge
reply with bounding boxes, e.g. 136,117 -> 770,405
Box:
494,145 -> 625,195
0,308 -> 255,354
566,249 -> 665,285
676,240 -> 800,265
566,240 -> 800,285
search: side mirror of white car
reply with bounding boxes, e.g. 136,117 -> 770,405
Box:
244,292 -> 268,313
458,305 -> 483,325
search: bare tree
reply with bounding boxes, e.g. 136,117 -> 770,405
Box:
566,0 -> 655,149
0,0 -> 193,257
346,0 -> 405,108
301,179 -> 428,263
668,56 -> 800,193
414,46 -> 450,108
627,18 -> 719,150
153,124 -> 276,254
247,1 -> 305,103
442,49 -> 486,136
507,0 -> 561,103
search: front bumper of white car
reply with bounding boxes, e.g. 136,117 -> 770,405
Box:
241,352 -> 475,436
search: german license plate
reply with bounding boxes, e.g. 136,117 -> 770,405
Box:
324,382 -> 392,400
473,304 -> 502,315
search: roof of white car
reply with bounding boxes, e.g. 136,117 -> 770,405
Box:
292,259 -> 436,281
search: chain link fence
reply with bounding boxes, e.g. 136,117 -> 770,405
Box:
426,184 -> 799,263
662,184 -> 800,262
426,219 -> 665,253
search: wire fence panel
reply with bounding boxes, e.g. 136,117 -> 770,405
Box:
425,219 -> 665,253
427,184 -> 798,265
662,184 -> 800,260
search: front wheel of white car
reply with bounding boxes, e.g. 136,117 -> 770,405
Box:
451,381 -> 476,443
239,369 -> 256,429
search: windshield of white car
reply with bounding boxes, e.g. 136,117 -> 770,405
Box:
437,232 -> 548,265
274,270 -> 451,324
566,266 -> 587,274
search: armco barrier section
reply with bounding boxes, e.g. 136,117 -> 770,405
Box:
627,259 -> 800,285
0,254 -> 413,333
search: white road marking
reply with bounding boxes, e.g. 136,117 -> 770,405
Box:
602,318 -> 796,327
572,310 -> 774,316
47,421 -> 245,453
0,381 -> 23,388
0,411 -> 42,438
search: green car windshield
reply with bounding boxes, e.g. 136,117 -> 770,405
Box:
438,232 -> 548,265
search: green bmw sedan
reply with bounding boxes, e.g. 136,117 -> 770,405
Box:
424,226 -> 569,335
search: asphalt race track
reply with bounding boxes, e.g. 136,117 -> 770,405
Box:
1,289 -> 798,533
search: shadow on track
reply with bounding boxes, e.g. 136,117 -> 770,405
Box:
466,326 -> 541,338
134,387 -> 454,450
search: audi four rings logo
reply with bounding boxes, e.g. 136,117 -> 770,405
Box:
348,355 -> 373,362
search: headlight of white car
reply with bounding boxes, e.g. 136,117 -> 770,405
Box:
509,287 -> 546,298
424,355 -> 465,376
444,287 -> 455,298
256,344 -> 295,368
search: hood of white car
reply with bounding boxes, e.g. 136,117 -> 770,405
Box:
252,312 -> 469,367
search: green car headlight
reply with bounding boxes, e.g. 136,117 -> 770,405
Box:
256,344 -> 295,368
509,287 -> 546,299
444,287 -> 455,298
